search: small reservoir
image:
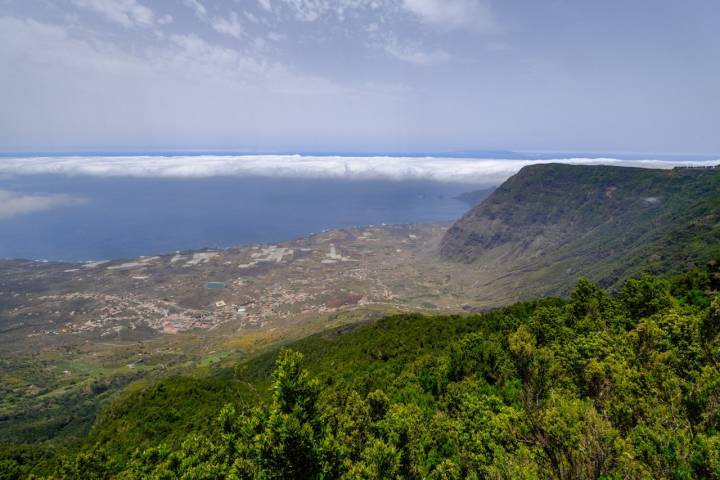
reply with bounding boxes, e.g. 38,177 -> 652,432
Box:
206,282 -> 226,290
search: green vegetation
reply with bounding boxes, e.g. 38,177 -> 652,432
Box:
441,164 -> 720,294
4,261 -> 719,479
0,335 -> 239,448
0,358 -> 144,445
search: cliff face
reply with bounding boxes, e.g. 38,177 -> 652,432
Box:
440,163 -> 720,289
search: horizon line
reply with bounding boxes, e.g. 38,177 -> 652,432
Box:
1,149 -> 719,161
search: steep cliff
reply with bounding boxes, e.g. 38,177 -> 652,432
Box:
440,163 -> 720,288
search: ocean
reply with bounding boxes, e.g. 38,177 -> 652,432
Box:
0,174 -> 479,261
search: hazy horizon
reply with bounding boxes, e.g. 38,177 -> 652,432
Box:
2,149 -> 720,159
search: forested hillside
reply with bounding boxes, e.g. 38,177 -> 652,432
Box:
5,260 -> 719,479
441,164 -> 720,293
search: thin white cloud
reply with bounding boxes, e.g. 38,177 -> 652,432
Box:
275,0 -> 393,23
182,2 -> 247,40
72,0 -> 155,27
0,190 -> 87,219
166,33 -> 268,78
384,39 -> 450,65
211,11 -> 243,39
184,0 -> 208,19
257,0 -> 272,12
402,0 -> 497,32
183,0 -> 245,40
281,0 -> 325,22
0,156 -> 716,185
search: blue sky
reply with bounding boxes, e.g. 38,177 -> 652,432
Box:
0,0 -> 718,154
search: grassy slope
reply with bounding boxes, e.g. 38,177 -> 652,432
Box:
441,164 -> 720,293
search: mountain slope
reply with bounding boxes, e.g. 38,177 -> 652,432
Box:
18,267 -> 720,479
440,164 -> 720,291
454,186 -> 496,206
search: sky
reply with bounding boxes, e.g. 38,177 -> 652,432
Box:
0,0 -> 718,154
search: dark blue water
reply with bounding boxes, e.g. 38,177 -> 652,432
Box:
0,175 -> 478,261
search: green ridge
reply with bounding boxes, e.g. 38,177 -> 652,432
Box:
441,164 -> 720,292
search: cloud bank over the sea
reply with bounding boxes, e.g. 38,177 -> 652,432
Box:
0,156 -> 717,185
0,190 -> 87,219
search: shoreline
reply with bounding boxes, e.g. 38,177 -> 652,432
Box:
0,221 -> 456,265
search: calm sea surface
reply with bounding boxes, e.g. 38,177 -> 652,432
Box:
0,175 -> 480,261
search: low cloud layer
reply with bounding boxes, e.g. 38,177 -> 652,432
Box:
0,190 -> 87,219
0,156 -> 717,185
